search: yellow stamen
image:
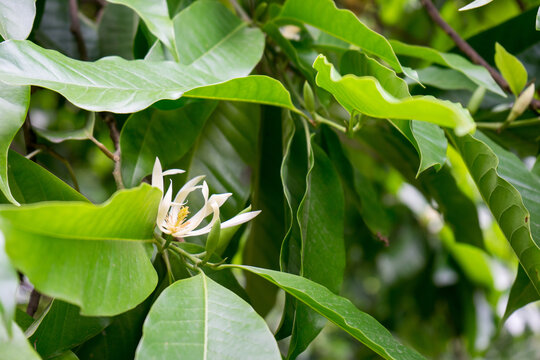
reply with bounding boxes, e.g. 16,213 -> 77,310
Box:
174,206 -> 190,228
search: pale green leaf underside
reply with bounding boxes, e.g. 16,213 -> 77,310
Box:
459,0 -> 493,11
0,39 -> 263,114
0,0 -> 36,40
232,265 -> 426,360
390,40 -> 505,97
453,133 -> 540,295
0,322 -> 41,360
277,0 -> 403,73
1,185 -> 161,316
33,112 -> 95,143
314,55 -> 475,136
0,83 -> 29,205
494,42 -> 528,96
107,0 -> 177,58
136,274 -> 281,360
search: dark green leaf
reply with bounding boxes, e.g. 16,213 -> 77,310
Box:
503,265 -> 540,321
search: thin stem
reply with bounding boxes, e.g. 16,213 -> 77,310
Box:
23,114 -> 37,154
475,118 -> 540,130
229,0 -> 251,22
100,113 -> 124,189
314,113 -> 347,132
162,250 -> 175,284
26,289 -> 40,317
89,135 -> 115,161
34,144 -> 80,192
69,0 -> 88,61
25,149 -> 42,159
514,0 -> 526,11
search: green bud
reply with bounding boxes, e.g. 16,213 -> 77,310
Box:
203,218 -> 221,262
254,2 -> 268,21
507,83 -> 535,123
303,81 -> 316,114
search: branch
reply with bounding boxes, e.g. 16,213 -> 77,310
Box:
101,113 -> 124,189
229,0 -> 251,23
420,0 -> 540,112
26,288 -> 40,317
69,0 -> 88,61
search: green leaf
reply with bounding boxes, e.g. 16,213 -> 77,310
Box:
314,55 -> 476,136
51,351 -> 79,360
0,322 -> 41,360
2,150 -> 87,204
494,42 -> 528,96
184,76 -> 296,110
537,6 -> 540,31
458,0 -> 493,11
28,300 -> 111,359
277,0 -> 404,74
33,112 -> 95,143
135,273 -> 281,360
231,266 -> 426,360
452,132 -> 540,295
1,184 -> 161,316
172,0 -> 264,78
98,3 -> 138,59
107,0 -> 177,59
120,100 -> 217,188
503,265 -> 539,321
392,120 -> 447,175
0,39 -> 262,113
0,83 -> 29,205
390,40 -> 505,97
0,233 -> 17,333
414,67 -> 477,92
0,0 -> 36,40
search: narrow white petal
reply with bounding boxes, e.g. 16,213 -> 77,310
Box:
181,189 -> 214,232
162,169 -> 185,176
202,181 -> 209,201
156,182 -> 173,226
221,210 -> 261,228
208,193 -> 232,208
152,158 -> 163,192
173,175 -> 205,204
183,201 -> 221,237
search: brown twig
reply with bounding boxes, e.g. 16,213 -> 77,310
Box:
420,0 -> 540,112
26,288 -> 41,317
23,115 -> 37,154
69,0 -> 88,61
515,0 -> 526,11
229,0 -> 251,22
101,113 -> 124,189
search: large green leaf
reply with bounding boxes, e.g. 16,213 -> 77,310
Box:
33,113 -> 95,144
0,83 -> 29,205
390,40 -> 505,97
494,42 -> 528,96
98,3 -> 138,59
172,0 -> 263,78
314,55 -> 476,136
107,0 -> 177,59
231,266 -> 426,360
414,67 -> 477,92
1,150 -> 86,204
120,100 -> 217,188
504,265 -> 539,320
28,300 -> 111,359
135,273 -> 281,360
0,0 -> 36,40
276,0 -> 403,73
0,322 -> 41,360
1,184 -> 161,316
0,38 -> 262,113
452,132 -> 540,295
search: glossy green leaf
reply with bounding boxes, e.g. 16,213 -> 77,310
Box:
1,150 -> 87,204
33,113 -> 95,143
135,273 -> 281,360
120,100 -> 217,188
277,0 -> 404,73
98,3 -> 138,59
172,0 -> 264,78
459,0 -> 493,11
314,55 -> 476,136
390,40 -> 505,97
452,132 -> 540,295
232,265 -> 426,360
414,67 -> 477,92
107,0 -> 177,59
28,300 -> 111,359
51,351 -> 79,360
0,39 -> 261,113
0,233 -> 17,332
504,265 -> 539,321
0,322 -> 41,360
0,0 -> 36,40
1,184 -> 161,316
0,83 -> 29,205
494,42 -> 528,96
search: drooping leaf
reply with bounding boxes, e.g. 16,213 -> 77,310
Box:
1,184 -> 161,316
135,274 -> 281,360
120,99 -> 217,188
0,83 -> 29,205
276,0 -> 404,73
1,150 -> 87,204
28,300 -> 111,359
452,132 -> 540,295
231,265 -> 426,360
314,55 -> 476,136
390,40 -> 505,97
98,3 -> 138,59
0,0 -> 36,40
0,38 -> 262,113
494,42 -> 528,96
33,112 -> 95,143
503,265 -> 540,321
0,322 -> 41,360
106,0 -> 177,59
458,0 -> 493,11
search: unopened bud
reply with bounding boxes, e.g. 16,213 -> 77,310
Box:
303,81 -> 316,114
508,83 -> 536,123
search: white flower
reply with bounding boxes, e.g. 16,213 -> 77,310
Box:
151,158 -> 260,240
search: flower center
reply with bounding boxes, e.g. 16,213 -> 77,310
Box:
164,205 -> 190,233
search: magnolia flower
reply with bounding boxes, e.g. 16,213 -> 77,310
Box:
151,158 -> 260,240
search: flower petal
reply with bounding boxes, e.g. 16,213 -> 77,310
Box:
156,181 -> 173,226
221,210 -> 261,228
173,175 -> 205,204
151,158 -> 163,192
162,169 -> 185,176
183,201 -> 221,237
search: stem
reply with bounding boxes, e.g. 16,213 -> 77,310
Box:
23,114 -> 37,154
314,113 -> 347,132
69,0 -> 88,61
514,0 -> 526,11
89,135 -> 115,161
26,289 -> 41,317
25,149 -> 42,159
100,113 -> 124,189
475,118 -> 540,130
420,0 -> 540,112
162,250 -> 175,285
229,0 -> 251,22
